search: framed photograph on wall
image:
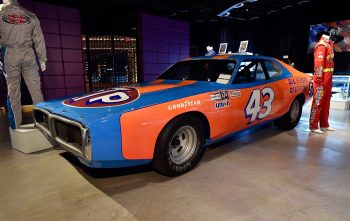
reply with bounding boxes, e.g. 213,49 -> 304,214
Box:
218,43 -> 228,54
238,40 -> 248,52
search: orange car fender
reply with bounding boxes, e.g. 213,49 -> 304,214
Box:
120,93 -> 225,160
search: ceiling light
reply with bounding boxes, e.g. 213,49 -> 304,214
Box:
297,0 -> 310,4
217,0 -> 259,17
267,10 -> 278,15
282,5 -> 293,10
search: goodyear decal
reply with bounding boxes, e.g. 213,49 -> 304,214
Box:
168,100 -> 201,110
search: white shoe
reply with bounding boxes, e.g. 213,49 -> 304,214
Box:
321,127 -> 335,131
311,129 -> 324,134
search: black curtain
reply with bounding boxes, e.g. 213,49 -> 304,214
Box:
191,2 -> 350,74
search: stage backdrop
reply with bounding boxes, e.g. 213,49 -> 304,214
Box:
138,13 -> 190,82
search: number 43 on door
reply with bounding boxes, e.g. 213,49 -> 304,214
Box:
244,88 -> 275,124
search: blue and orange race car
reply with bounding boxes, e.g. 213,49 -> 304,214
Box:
33,54 -> 313,176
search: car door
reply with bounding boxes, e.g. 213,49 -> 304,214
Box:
228,58 -> 283,132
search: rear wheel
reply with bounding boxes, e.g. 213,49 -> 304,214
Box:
274,97 -> 303,130
153,116 -> 205,176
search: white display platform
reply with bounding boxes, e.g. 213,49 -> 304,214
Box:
330,100 -> 350,110
9,124 -> 54,154
305,99 -> 349,110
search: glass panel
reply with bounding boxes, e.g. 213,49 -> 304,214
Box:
157,60 -> 236,84
332,76 -> 350,99
265,60 -> 282,79
82,35 -> 138,91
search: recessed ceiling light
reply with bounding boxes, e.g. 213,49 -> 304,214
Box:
217,0 -> 259,17
282,5 -> 293,10
267,10 -> 278,15
297,0 -> 310,4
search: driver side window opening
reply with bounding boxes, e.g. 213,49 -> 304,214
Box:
233,59 -> 281,84
157,60 -> 236,84
265,60 -> 282,79
234,60 -> 268,84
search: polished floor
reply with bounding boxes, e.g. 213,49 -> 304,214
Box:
0,103 -> 350,221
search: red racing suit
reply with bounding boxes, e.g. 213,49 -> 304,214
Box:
309,36 -> 334,130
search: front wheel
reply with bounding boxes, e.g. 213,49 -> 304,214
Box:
153,116 -> 205,177
274,97 -> 302,130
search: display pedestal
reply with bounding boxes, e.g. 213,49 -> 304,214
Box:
9,124 -> 54,154
330,99 -> 350,110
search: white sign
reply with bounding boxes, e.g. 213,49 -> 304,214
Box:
238,40 -> 249,52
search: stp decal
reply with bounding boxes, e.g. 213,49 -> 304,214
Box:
2,14 -> 31,25
63,88 -> 139,108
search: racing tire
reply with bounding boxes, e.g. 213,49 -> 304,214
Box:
153,116 -> 205,177
274,97 -> 303,130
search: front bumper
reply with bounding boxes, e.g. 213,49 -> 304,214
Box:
33,107 -> 91,161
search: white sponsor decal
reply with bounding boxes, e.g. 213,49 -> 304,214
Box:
210,91 -> 229,101
216,74 -> 231,84
168,100 -> 201,110
315,66 -> 323,77
315,86 -> 323,106
231,89 -> 241,97
210,94 -> 221,101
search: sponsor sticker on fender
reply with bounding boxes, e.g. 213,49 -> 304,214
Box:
168,100 -> 201,110
210,90 -> 229,101
231,89 -> 241,97
63,87 -> 140,108
2,14 -> 31,25
215,101 -> 230,109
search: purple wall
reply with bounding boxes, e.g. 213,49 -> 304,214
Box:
139,13 -> 190,82
20,0 -> 85,100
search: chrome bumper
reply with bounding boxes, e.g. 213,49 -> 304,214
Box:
33,107 -> 90,160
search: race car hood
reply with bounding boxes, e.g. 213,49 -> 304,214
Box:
35,80 -> 226,125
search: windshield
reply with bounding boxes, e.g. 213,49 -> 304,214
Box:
157,60 -> 237,84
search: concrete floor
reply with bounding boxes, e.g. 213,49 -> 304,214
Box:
0,103 -> 350,221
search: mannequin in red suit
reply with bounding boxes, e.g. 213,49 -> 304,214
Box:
309,31 -> 337,134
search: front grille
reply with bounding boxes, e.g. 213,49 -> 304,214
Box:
33,107 -> 87,158
33,109 -> 49,130
54,119 -> 83,149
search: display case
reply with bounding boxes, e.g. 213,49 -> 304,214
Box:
331,75 -> 350,109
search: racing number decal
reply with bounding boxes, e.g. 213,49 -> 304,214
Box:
245,90 -> 260,123
259,88 -> 274,119
245,88 -> 275,124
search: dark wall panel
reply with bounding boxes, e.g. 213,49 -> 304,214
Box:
139,13 -> 189,82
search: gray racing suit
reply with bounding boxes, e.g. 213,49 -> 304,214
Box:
0,1 -> 46,129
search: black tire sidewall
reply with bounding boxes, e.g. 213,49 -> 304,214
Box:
275,97 -> 302,130
153,116 -> 204,176
289,98 -> 302,127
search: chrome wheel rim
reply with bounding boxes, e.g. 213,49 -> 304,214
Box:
290,100 -> 300,123
169,126 -> 197,164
